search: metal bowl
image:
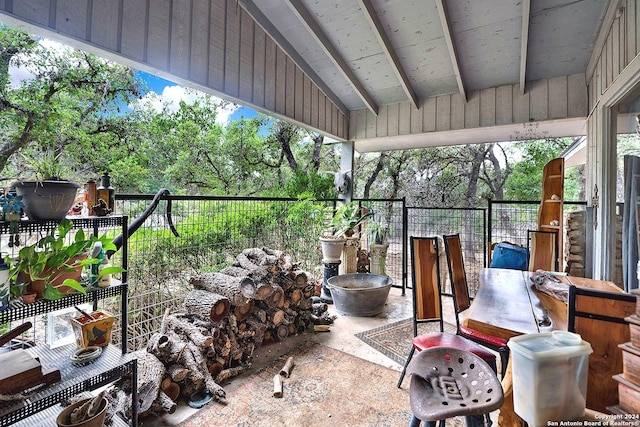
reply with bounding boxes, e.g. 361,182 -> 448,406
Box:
327,273 -> 393,317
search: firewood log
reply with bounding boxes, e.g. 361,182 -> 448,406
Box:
234,253 -> 269,279
262,247 -> 286,260
233,299 -> 255,322
241,247 -> 282,273
292,270 -> 309,288
268,309 -> 286,326
279,357 -> 295,377
265,285 -> 285,308
208,361 -> 223,378
163,314 -> 213,348
190,272 -> 256,303
273,324 -> 289,341
131,350 -> 166,416
151,390 -> 177,414
274,271 -> 296,291
166,364 -> 189,382
252,307 -> 267,323
288,288 -> 303,306
161,377 -> 181,401
184,289 -> 230,321
216,366 -> 245,384
297,297 -> 313,310
273,374 -> 283,398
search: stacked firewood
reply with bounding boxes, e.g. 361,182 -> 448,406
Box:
106,247 -> 324,421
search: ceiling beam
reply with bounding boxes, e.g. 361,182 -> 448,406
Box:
435,0 -> 466,102
287,0 -> 379,116
357,0 -> 418,109
519,0 -> 530,94
238,0 -> 350,117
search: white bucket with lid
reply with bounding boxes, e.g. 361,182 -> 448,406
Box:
507,331 -> 593,426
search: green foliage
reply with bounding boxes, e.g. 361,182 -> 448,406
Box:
329,201 -> 373,237
19,149 -> 69,180
282,170 -> 335,199
504,139 -> 573,201
9,219 -> 125,300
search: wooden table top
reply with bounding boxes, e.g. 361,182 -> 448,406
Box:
463,268 -> 624,427
463,268 -> 622,340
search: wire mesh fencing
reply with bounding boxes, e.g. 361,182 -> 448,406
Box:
115,195 -> 405,351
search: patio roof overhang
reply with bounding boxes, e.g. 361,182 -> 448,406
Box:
0,0 -> 622,151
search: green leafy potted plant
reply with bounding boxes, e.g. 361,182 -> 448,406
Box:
319,201 -> 372,262
11,149 -> 81,220
9,219 -> 125,300
367,220 -> 390,276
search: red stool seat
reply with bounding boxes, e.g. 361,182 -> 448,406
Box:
412,332 -> 496,364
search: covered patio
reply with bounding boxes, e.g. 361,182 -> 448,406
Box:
0,0 -> 637,281
1,0 -> 640,425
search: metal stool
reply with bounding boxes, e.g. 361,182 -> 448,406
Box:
406,346 -> 504,427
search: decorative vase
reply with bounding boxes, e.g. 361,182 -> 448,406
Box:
369,242 -> 389,276
319,236 -> 346,262
71,310 -> 115,348
339,237 -> 360,275
12,180 -> 81,220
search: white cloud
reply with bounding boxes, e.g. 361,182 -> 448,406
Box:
133,85 -> 239,125
7,36 -> 240,125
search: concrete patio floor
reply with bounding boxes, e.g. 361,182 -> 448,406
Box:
143,285 -> 423,426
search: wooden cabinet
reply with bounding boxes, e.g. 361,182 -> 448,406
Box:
0,216 -> 137,427
535,157 -> 564,271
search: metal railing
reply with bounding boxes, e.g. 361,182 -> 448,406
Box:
115,194 -> 406,350
113,194 -> 587,351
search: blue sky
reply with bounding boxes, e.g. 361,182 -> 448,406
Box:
135,71 -> 259,124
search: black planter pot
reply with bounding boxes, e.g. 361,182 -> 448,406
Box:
12,180 -> 81,220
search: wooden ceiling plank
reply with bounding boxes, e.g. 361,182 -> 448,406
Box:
238,0 -> 350,116
286,0 -> 379,116
358,0 -> 418,109
434,0 -> 466,102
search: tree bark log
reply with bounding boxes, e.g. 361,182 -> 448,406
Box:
184,289 -> 230,321
190,272 -> 256,303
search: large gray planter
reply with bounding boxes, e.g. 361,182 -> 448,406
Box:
12,180 -> 81,220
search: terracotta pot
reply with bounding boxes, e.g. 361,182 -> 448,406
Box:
26,255 -> 85,298
21,292 -> 36,304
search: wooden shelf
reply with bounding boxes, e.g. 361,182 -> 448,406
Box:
535,158 -> 564,272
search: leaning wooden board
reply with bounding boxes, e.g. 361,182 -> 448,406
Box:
0,349 -> 61,394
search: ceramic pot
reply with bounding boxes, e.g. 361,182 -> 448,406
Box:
56,397 -> 107,427
26,255 -> 85,298
21,292 -> 36,304
12,180 -> 81,220
319,236 -> 346,262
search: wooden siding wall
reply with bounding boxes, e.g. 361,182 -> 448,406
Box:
0,0 -> 349,140
349,74 -> 588,141
587,0 -> 640,111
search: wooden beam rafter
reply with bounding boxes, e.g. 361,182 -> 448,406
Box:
238,0 -> 350,116
519,0 -> 530,95
287,0 -> 379,116
435,0 -> 466,102
358,0 -> 418,109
